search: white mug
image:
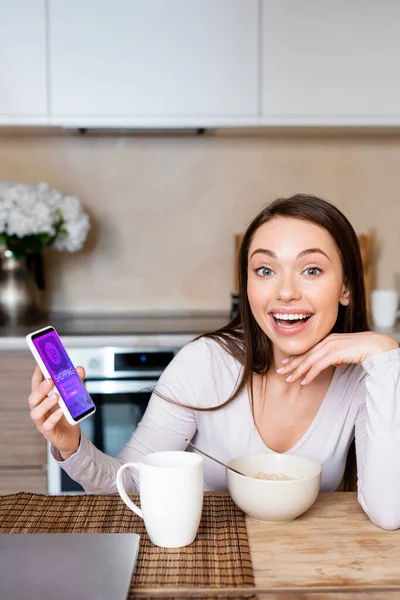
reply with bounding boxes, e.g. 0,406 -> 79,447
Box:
371,289 -> 400,329
116,451 -> 204,548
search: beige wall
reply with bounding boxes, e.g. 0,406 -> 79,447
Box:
0,130 -> 399,314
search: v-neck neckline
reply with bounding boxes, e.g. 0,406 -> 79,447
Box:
249,366 -> 340,455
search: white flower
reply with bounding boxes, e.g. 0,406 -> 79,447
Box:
0,182 -> 90,253
52,197 -> 91,252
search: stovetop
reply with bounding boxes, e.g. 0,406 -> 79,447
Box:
0,312 -> 230,338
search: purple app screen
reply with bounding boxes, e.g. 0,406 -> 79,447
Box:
33,330 -> 94,420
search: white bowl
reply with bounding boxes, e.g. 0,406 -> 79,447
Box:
226,453 -> 321,523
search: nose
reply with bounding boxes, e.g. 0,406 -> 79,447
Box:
276,272 -> 301,302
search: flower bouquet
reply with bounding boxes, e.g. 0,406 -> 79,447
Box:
0,182 -> 91,323
0,182 -> 90,259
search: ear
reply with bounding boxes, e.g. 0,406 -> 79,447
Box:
339,280 -> 351,306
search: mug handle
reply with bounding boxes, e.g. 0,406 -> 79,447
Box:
116,462 -> 143,519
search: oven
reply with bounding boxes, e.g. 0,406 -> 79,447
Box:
47,345 -> 179,494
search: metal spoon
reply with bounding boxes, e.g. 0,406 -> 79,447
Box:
185,439 -> 247,477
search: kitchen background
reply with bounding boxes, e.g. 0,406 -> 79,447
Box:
2,0 -> 400,496
1,130 -> 400,313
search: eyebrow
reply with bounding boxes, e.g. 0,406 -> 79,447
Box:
249,248 -> 331,261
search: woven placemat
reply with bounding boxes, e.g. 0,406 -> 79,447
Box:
0,492 -> 255,599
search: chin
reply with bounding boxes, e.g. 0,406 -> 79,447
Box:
275,338 -> 316,356
266,324 -> 328,356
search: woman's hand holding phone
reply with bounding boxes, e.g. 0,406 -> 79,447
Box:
28,365 -> 83,460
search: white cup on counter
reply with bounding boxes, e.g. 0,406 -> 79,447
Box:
371,289 -> 400,329
116,451 -> 204,548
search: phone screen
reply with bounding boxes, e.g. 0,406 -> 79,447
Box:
32,327 -> 95,421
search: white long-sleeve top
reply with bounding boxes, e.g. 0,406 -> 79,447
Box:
52,338 -> 400,530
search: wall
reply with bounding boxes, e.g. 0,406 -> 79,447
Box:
0,129 -> 399,314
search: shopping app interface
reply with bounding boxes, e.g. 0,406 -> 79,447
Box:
33,330 -> 94,419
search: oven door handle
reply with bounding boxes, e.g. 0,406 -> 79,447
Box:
85,380 -> 157,394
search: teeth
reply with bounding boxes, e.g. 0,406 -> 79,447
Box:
273,313 -> 311,321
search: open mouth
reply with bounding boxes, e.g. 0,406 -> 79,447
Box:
271,313 -> 313,328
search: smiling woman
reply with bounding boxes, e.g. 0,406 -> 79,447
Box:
247,217 -> 351,362
27,194 -> 400,531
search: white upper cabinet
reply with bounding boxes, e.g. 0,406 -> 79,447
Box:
49,0 -> 259,127
0,0 -> 47,123
261,0 -> 400,125
2,0 -> 400,128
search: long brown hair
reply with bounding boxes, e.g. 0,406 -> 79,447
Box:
195,193 -> 369,411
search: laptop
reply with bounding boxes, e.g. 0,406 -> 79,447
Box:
0,533 -> 140,600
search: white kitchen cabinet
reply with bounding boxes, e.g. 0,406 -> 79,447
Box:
0,0 -> 48,123
49,0 -> 259,127
261,0 -> 400,125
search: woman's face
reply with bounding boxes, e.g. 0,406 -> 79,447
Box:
247,216 -> 350,358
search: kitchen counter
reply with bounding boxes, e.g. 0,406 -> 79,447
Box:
1,312 -> 399,352
0,312 -> 230,350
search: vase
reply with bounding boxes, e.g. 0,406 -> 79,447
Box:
0,248 -> 43,325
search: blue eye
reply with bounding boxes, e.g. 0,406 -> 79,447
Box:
255,267 -> 274,277
304,267 -> 322,277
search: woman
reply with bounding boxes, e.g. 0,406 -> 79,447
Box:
28,194 -> 400,530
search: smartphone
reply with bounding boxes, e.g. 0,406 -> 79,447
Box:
26,326 -> 96,426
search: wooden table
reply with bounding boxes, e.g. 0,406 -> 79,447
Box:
243,492 -> 400,599
1,491 -> 400,599
88,491 -> 400,598
151,492 -> 400,599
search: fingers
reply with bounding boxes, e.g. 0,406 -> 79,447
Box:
299,362 -> 328,385
76,366 -> 86,381
277,335 -> 339,377
28,377 -> 54,409
279,337 -> 332,371
278,348 -> 329,385
42,407 -> 64,432
276,333 -> 353,386
30,392 -> 59,424
277,347 -> 324,377
31,364 -> 45,393
29,365 -> 85,410
291,354 -> 332,385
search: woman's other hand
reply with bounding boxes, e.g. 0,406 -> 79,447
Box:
276,332 -> 399,385
28,364 -> 84,459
